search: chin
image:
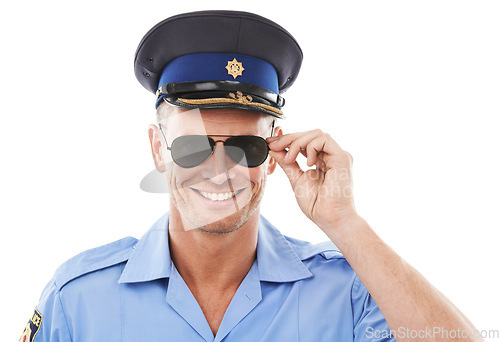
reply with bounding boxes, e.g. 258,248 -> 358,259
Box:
198,221 -> 243,235
195,202 -> 256,235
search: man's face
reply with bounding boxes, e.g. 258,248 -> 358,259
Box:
152,107 -> 278,234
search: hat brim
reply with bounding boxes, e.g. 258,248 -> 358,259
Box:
161,95 -> 284,118
156,80 -> 285,118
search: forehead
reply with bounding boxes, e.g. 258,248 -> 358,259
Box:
165,107 -> 271,136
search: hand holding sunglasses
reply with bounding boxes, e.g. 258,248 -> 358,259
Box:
266,129 -> 355,231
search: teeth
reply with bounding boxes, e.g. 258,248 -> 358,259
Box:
200,190 -> 239,201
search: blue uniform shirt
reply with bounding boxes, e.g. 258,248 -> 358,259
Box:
29,213 -> 394,341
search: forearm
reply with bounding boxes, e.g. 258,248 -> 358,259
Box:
322,214 -> 482,342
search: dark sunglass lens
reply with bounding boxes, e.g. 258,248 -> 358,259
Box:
170,135 -> 213,168
225,136 -> 269,167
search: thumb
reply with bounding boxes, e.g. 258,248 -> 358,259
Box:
269,149 -> 304,188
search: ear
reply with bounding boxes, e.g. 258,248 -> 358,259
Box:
148,124 -> 166,173
267,125 -> 283,175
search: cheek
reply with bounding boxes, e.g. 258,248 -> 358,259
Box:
167,165 -> 199,185
249,166 -> 267,187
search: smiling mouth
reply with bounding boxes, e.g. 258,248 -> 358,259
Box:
191,187 -> 246,201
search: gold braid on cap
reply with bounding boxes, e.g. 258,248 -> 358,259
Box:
177,91 -> 283,116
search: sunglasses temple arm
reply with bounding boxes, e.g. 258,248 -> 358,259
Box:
158,124 -> 172,151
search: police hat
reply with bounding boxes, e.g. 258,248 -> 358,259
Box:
134,10 -> 303,118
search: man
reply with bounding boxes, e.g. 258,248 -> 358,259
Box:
20,10 -> 481,342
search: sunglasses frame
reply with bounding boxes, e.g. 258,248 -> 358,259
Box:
158,120 -> 275,168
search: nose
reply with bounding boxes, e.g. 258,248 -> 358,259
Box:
212,141 -> 229,175
199,141 -> 239,185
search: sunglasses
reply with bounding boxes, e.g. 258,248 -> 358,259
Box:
158,125 -> 273,168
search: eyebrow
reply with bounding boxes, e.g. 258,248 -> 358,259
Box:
162,121 -> 273,138
177,133 -> 267,139
173,129 -> 266,137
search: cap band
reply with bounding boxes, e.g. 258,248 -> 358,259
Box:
157,52 -> 279,94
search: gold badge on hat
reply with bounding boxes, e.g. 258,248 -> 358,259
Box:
225,58 -> 245,79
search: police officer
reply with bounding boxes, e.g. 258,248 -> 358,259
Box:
20,10 -> 480,342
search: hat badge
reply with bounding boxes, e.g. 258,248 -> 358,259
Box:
225,58 -> 245,79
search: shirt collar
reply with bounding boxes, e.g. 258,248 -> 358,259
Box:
118,212 -> 313,284
256,215 -> 313,282
118,213 -> 171,284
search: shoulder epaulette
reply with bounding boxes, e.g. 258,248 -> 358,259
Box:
53,236 -> 138,290
284,236 -> 344,261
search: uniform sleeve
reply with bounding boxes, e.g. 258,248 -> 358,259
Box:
351,275 -> 395,342
20,279 -> 73,342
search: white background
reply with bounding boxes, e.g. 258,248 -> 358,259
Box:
1,0 -> 499,340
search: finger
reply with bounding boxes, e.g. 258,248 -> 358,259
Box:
283,130 -> 324,164
344,150 -> 353,164
285,133 -> 332,166
267,130 -> 321,152
317,158 -> 326,172
268,130 -> 347,171
302,135 -> 339,168
315,133 -> 345,162
299,148 -> 322,168
271,130 -> 345,163
306,144 -> 319,167
269,149 -> 304,188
